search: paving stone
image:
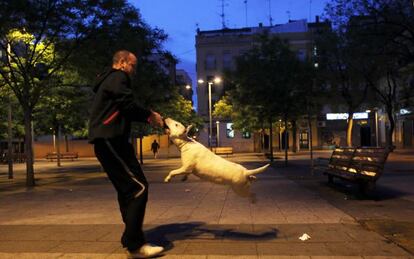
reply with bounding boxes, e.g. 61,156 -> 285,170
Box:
0,241 -> 61,253
257,242 -> 333,256
184,242 -> 257,255
47,241 -> 119,254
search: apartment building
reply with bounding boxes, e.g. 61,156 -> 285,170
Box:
195,18 -> 330,151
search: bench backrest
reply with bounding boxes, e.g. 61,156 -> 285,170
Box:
328,147 -> 356,173
212,147 -> 233,153
349,147 -> 389,180
328,147 -> 389,180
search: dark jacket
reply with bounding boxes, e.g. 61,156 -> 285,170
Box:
88,69 -> 151,143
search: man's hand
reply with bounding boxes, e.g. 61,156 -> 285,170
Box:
148,111 -> 164,128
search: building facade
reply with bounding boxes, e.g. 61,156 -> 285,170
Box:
195,18 -> 330,152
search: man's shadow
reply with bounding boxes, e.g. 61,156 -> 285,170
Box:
145,222 -> 278,252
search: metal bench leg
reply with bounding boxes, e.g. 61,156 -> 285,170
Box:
359,182 -> 376,195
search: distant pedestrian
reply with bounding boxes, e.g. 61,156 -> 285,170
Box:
151,140 -> 160,159
89,50 -> 165,258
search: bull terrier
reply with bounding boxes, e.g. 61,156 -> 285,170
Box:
163,118 -> 269,202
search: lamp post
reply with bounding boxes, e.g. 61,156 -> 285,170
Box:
198,77 -> 221,148
374,109 -> 379,147
6,42 -> 13,179
366,108 -> 379,147
216,121 -> 220,147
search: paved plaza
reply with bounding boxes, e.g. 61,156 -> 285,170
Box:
0,150 -> 413,258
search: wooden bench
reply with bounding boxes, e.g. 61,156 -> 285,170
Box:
45,152 -> 79,161
212,147 -> 233,157
316,147 -> 390,193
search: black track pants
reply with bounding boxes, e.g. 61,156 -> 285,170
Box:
94,138 -> 148,251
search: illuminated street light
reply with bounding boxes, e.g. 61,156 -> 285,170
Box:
198,77 -> 221,148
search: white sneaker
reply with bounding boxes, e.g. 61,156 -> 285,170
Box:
127,243 -> 164,258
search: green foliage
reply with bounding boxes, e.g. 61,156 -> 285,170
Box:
213,95 -> 233,120
33,70 -> 91,138
0,0 -> 178,185
0,92 -> 25,140
323,0 -> 414,146
158,94 -> 203,136
228,33 -> 304,128
69,1 -> 169,84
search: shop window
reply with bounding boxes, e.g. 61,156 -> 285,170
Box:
226,123 -> 234,138
242,130 -> 251,139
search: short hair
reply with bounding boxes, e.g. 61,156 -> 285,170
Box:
112,50 -> 134,65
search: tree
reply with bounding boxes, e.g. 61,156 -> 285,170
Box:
34,68 -> 90,166
0,1 -> 105,186
324,0 -> 414,148
228,33 -> 303,164
316,15 -> 370,147
0,1 -> 171,186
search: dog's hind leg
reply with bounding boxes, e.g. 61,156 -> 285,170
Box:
164,166 -> 192,182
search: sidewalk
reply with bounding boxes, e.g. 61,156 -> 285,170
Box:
0,153 -> 413,258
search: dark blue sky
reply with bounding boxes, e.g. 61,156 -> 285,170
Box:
131,0 -> 329,103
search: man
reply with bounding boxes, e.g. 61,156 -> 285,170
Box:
89,50 -> 164,258
150,140 -> 160,159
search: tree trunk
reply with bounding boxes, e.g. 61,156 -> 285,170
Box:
346,113 -> 354,147
65,135 -> 69,152
7,100 -> 13,179
308,114 -> 314,174
269,118 -> 274,162
261,128 -> 265,153
386,107 -> 395,150
284,115 -> 288,167
292,120 -> 297,153
56,124 -> 61,167
139,136 -> 143,164
131,136 -> 137,156
23,108 -> 35,186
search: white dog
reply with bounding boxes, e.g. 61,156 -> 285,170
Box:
163,118 -> 269,202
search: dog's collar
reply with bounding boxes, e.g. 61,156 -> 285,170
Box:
177,138 -> 193,150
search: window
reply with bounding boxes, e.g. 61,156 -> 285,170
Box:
297,49 -> 306,61
205,54 -> 216,70
223,51 -> 232,70
226,123 -> 234,138
242,130 -> 251,139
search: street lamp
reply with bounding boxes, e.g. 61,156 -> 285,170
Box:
198,77 -> 221,148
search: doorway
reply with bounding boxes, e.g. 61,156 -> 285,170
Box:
299,131 -> 309,149
360,126 -> 371,147
403,120 -> 413,147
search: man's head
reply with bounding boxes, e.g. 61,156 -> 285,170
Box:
112,50 -> 137,76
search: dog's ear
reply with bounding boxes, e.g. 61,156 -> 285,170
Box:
186,125 -> 193,135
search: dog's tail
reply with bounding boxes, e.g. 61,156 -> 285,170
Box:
245,164 -> 270,176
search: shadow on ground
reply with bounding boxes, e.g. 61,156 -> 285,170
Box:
145,222 -> 278,252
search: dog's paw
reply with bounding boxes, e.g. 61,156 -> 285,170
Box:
164,176 -> 171,183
